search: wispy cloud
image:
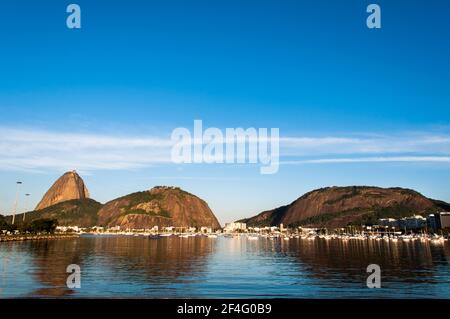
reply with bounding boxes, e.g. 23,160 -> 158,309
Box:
279,134 -> 450,155
282,156 -> 450,165
1,127 -> 450,172
0,127 -> 173,172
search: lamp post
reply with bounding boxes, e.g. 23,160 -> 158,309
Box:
23,193 -> 31,222
11,181 -> 22,225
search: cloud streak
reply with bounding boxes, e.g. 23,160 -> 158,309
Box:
1,127 -> 450,172
0,127 -> 172,172
282,156 -> 450,165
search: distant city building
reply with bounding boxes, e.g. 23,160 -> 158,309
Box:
438,212 -> 450,229
268,226 -> 278,232
427,214 -> 438,231
398,215 -> 427,230
200,226 -> 212,233
427,212 -> 450,231
378,218 -> 398,228
56,225 -> 80,232
298,227 -> 317,234
379,216 -> 429,230
224,222 -> 247,232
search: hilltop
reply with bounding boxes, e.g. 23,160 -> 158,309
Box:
239,186 -> 450,228
35,171 -> 90,210
98,186 -> 221,229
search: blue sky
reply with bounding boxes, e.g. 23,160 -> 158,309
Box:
1,0 -> 450,224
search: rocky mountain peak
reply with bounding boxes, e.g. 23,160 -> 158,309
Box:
35,171 -> 90,210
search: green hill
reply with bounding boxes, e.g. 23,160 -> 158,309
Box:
5,198 -> 102,228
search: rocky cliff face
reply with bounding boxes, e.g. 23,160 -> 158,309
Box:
240,186 -> 448,228
98,186 -> 221,230
35,171 -> 90,210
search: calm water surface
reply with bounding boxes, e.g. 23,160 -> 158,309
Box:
0,235 -> 449,298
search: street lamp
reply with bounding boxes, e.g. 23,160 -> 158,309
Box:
23,193 -> 31,222
11,181 -> 22,225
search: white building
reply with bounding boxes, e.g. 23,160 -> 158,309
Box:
298,227 -> 317,234
378,218 -> 398,228
200,226 -> 212,233
398,215 -> 427,230
56,225 -> 80,232
224,222 -> 247,232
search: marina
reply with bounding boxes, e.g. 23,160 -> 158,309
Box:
52,229 -> 449,244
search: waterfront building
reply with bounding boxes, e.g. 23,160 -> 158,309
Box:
439,212 -> 450,229
200,226 -> 212,233
298,227 -> 317,234
224,222 -> 247,232
398,215 -> 427,230
427,212 -> 450,231
378,218 -> 398,228
56,225 -> 80,232
427,214 -> 438,231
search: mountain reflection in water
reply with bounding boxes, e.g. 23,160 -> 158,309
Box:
0,235 -> 449,298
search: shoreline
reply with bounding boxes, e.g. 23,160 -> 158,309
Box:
1,232 -> 448,245
0,233 -> 80,243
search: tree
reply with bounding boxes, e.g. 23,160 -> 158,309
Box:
0,214 -> 8,230
0,215 -> 17,232
27,218 -> 58,234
